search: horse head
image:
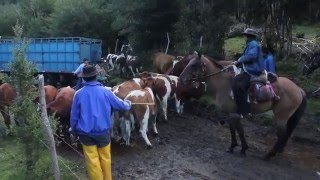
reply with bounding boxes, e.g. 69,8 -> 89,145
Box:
302,52 -> 320,75
179,52 -> 206,85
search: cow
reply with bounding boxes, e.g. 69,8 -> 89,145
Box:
123,87 -> 157,147
0,83 -> 17,134
137,72 -> 181,120
126,55 -> 142,78
152,52 -> 176,74
112,78 -> 145,99
111,78 -> 145,141
47,86 -> 75,137
176,81 -> 207,113
34,85 -> 58,104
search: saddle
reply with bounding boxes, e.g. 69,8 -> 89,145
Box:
248,71 -> 280,103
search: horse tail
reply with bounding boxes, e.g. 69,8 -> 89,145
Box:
287,91 -> 307,137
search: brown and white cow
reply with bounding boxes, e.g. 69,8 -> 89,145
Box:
47,86 -> 75,135
112,78 -> 145,99
123,87 -> 157,147
138,72 -> 181,119
111,78 -> 145,141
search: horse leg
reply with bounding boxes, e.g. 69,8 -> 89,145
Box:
236,119 -> 249,156
265,95 -> 307,160
226,116 -> 238,153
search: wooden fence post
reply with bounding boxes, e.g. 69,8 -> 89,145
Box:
38,74 -> 61,180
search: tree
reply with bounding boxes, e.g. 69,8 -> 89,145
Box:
174,0 -> 233,57
108,0 -> 180,53
49,0 -> 116,53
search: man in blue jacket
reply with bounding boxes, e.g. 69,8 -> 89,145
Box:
232,28 -> 265,118
70,65 -> 131,180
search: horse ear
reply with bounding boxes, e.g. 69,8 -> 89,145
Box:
197,51 -> 202,60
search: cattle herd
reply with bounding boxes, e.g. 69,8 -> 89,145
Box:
0,51 -> 207,149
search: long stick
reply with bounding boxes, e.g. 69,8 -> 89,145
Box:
38,75 -> 60,180
165,32 -> 170,54
114,39 -> 119,53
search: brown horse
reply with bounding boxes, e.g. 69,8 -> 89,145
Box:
179,53 -> 307,159
0,83 -> 17,134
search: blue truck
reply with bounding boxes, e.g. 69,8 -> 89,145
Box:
0,37 -> 103,86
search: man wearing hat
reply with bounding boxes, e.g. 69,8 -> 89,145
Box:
231,28 -> 265,119
70,64 -> 132,180
74,58 -> 89,90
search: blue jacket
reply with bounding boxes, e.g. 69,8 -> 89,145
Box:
70,81 -> 131,136
238,39 -> 265,76
264,53 -> 276,74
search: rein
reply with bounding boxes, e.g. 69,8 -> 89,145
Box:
188,65 -> 233,82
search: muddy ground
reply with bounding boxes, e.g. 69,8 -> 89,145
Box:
32,102 -> 320,179
60,101 -> 320,180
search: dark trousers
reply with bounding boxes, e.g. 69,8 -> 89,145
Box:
232,72 -> 251,115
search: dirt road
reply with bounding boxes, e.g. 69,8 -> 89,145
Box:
110,110 -> 320,180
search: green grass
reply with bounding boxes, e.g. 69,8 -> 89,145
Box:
224,37 -> 245,58
292,24 -> 320,39
0,130 -> 86,180
307,98 -> 320,115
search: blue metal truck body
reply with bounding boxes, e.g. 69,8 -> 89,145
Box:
0,37 -> 102,73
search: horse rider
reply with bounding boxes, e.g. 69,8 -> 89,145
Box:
74,58 -> 89,90
231,28 -> 265,119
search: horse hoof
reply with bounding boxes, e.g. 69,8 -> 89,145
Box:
152,132 -> 159,137
225,148 -> 234,153
240,151 -> 246,157
146,145 -> 153,149
263,155 -> 271,161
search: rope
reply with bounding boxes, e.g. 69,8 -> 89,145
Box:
54,133 -> 84,158
131,102 -> 155,105
39,139 -> 82,180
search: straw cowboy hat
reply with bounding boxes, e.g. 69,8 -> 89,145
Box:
241,28 -> 259,37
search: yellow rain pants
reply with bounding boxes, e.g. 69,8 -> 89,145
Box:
82,144 -> 112,180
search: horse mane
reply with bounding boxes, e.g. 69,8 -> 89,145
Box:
204,55 -> 224,69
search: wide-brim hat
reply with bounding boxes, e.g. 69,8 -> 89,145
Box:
241,28 -> 259,37
80,65 -> 98,78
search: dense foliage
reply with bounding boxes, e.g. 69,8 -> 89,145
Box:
0,0 -> 319,57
